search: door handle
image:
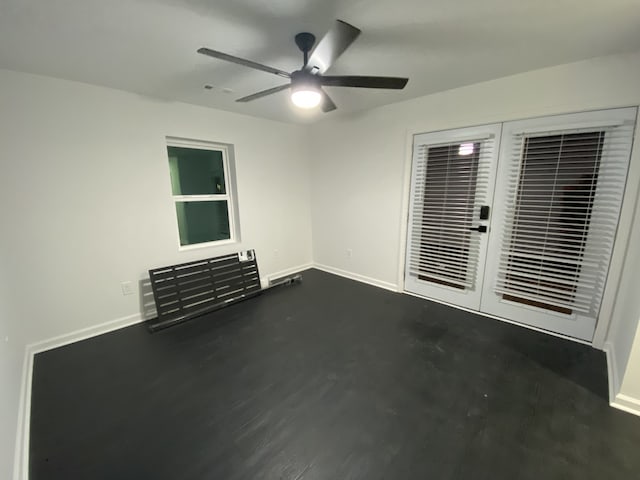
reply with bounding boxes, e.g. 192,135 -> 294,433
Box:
469,225 -> 487,233
480,205 -> 490,220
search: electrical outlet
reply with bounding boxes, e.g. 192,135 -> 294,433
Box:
121,281 -> 134,296
346,249 -> 353,259
274,249 -> 280,259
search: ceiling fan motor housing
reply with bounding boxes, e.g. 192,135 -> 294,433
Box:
291,70 -> 321,93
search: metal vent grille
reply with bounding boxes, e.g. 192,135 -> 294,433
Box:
148,250 -> 261,331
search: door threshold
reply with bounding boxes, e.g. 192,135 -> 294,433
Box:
403,289 -> 593,348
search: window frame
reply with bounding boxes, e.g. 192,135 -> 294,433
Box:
166,136 -> 240,251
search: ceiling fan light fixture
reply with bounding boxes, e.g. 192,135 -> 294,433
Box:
291,88 -> 321,109
290,71 -> 322,109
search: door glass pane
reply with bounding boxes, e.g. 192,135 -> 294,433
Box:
418,142 -> 480,289
503,131 -> 604,313
168,146 -> 226,195
175,201 -> 230,246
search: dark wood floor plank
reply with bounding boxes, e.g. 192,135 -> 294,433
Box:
29,269 -> 640,479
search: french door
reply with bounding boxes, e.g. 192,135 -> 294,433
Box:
405,108 -> 637,341
405,124 -> 502,309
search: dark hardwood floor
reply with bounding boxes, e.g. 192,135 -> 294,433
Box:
30,269 -> 640,479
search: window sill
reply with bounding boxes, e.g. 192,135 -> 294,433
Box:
178,238 -> 237,252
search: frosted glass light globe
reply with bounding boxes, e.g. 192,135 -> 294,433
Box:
291,89 -> 321,109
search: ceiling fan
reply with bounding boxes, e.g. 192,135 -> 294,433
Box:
197,19 -> 409,112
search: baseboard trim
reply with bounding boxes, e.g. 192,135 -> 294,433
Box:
262,263 -> 313,287
312,264 -> 399,292
14,312 -> 145,480
611,394 -> 640,416
29,313 -> 143,355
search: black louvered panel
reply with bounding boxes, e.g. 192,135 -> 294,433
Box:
148,250 -> 261,331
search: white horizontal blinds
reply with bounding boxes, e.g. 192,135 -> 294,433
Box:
408,138 -> 493,289
495,123 -> 634,316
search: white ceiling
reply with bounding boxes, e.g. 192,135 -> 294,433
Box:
1,0 -> 639,124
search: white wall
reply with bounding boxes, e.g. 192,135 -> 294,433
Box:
607,180 -> 640,403
0,68 -> 313,479
619,320 -> 640,401
0,253 -> 26,480
309,51 -> 640,401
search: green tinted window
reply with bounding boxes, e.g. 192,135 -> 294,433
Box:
175,201 -> 230,246
167,141 -> 235,247
167,146 -> 226,195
